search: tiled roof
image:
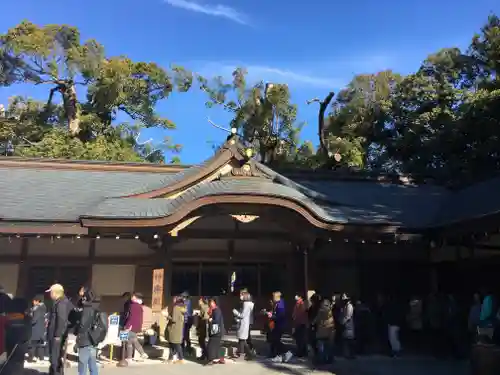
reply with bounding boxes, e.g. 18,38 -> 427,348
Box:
0,167 -> 175,221
1,137 -> 500,230
83,179 -> 347,224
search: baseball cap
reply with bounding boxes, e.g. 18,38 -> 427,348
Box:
45,283 -> 64,293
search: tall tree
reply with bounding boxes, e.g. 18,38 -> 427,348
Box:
0,20 -> 190,162
199,67 -> 307,165
320,71 -> 402,169
314,13 -> 500,184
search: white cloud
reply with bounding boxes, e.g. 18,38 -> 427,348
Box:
164,0 -> 249,25
197,62 -> 344,89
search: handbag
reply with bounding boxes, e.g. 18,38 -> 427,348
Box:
210,323 -> 220,336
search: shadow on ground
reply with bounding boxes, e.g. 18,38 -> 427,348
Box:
257,357 -> 470,375
22,370 -> 46,375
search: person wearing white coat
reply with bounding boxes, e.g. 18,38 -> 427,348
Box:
232,291 -> 255,360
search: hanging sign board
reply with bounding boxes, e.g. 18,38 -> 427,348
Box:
103,314 -> 120,345
152,269 -> 164,312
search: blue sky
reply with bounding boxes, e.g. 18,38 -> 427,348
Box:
1,0 -> 499,164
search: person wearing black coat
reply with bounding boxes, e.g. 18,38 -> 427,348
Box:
206,298 -> 225,365
27,295 -> 47,362
46,283 -> 74,375
74,289 -> 100,375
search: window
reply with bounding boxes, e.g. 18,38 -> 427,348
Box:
58,267 -> 89,302
172,264 -> 199,296
28,267 -> 57,298
201,264 -> 227,296
27,266 -> 89,306
260,263 -> 285,297
232,264 -> 258,296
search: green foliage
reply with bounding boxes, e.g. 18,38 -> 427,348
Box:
0,20 -> 191,163
323,71 -> 402,169
318,13 -> 500,184
199,67 -> 308,165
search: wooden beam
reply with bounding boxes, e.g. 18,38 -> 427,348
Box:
171,229 -> 291,240
88,239 -> 96,288
15,238 -> 29,296
0,224 -> 87,235
0,255 -> 155,265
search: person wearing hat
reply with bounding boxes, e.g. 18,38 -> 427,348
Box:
46,283 -> 74,375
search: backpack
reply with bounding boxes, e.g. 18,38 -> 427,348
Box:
88,310 -> 108,346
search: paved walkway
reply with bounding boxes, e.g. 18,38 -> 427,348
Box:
22,356 -> 469,375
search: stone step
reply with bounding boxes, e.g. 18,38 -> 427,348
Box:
24,329 -> 284,367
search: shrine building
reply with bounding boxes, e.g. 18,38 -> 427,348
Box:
0,135 -> 499,320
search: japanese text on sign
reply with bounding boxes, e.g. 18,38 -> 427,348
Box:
119,331 -> 129,341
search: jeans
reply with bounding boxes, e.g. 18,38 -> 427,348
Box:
78,346 -> 98,375
388,325 -> 401,353
126,332 -> 145,359
48,338 -> 64,375
293,325 -> 307,357
207,335 -> 222,361
238,339 -> 251,357
270,329 -> 286,357
183,317 -> 193,350
169,343 -> 184,361
28,339 -> 45,361
317,338 -> 333,363
247,326 -> 254,350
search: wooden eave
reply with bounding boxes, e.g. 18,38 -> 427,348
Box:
0,158 -> 189,173
0,221 -> 88,235
80,194 -> 345,232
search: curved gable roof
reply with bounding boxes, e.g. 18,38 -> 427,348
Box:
2,135 -> 499,233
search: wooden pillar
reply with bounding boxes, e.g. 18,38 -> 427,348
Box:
227,221 -> 238,294
227,240 -> 235,294
88,239 -> 96,288
198,262 -> 202,296
162,238 -> 173,305
427,244 -> 438,293
293,241 -> 309,302
355,244 -> 362,299
302,245 -> 309,303
257,264 -> 262,297
15,238 -> 29,297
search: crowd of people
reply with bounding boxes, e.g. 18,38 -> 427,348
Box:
162,292 -> 226,365
2,281 -> 500,374
287,290 -> 500,364
24,284 -> 110,375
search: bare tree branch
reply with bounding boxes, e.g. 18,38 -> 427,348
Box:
207,117 -> 233,133
308,91 -> 335,157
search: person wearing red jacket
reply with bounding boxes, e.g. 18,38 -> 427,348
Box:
292,295 -> 308,357
123,292 -> 148,362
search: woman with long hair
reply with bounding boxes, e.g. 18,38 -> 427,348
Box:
165,297 -> 187,364
206,298 -> 225,365
196,297 -> 210,361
